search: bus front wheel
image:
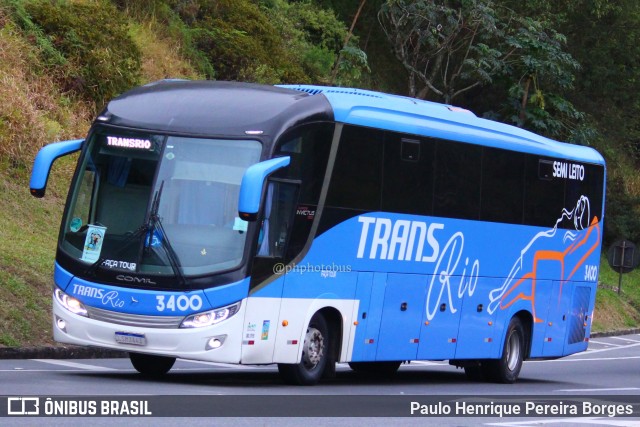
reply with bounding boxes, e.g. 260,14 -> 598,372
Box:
278,313 -> 329,385
129,352 -> 176,376
484,317 -> 524,383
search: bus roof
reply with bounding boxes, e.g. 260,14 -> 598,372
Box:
104,80 -> 603,165
102,80 -> 333,139
281,85 -> 605,165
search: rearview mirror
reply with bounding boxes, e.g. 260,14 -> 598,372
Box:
238,156 -> 290,221
30,139 -> 84,198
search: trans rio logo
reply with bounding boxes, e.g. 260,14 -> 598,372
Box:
356,216 -> 480,321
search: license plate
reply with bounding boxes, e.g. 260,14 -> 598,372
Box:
115,331 -> 147,346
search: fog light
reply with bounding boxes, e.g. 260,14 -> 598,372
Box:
205,335 -> 226,351
56,316 -> 67,332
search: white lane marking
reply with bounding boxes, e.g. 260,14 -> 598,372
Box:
406,361 -> 447,366
588,340 -> 623,346
487,418 -> 640,426
555,387 -> 640,392
579,342 -> 640,355
529,356 -> 640,363
610,336 -> 640,343
0,369 -> 93,372
31,359 -> 117,371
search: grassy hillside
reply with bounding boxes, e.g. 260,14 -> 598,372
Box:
0,0 -> 638,348
0,1 -> 202,346
594,258 -> 640,332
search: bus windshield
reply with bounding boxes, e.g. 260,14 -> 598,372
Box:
60,128 -> 262,280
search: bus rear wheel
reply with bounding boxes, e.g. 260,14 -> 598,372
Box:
483,317 -> 524,383
278,313 -> 329,385
348,361 -> 401,375
129,352 -> 176,376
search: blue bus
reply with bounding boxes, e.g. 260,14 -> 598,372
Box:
31,81 -> 605,384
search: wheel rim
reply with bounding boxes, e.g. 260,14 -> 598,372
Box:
301,326 -> 324,370
506,331 -> 521,371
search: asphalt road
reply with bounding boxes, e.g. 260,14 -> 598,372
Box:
1,333 -> 639,426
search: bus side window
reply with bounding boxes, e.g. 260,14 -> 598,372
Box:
480,148 -> 525,224
257,181 -> 299,258
524,157 -> 565,227
382,134 -> 434,215
326,125 -> 383,210
433,140 -> 481,220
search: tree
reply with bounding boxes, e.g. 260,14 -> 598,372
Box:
378,0 -> 584,142
378,0 -> 503,103
262,0 -> 370,86
330,0 -> 367,84
495,13 -> 583,141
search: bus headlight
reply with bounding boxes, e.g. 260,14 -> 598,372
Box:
180,302 -> 241,328
54,288 -> 88,317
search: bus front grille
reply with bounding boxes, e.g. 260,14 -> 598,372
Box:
86,306 -> 184,329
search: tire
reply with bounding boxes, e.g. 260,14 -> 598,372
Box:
484,317 -> 525,383
129,352 -> 176,377
278,313 -> 330,385
348,361 -> 401,375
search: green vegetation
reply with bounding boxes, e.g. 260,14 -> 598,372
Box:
22,0 -> 142,105
0,163 -> 74,346
0,0 -> 638,347
594,256 -> 640,332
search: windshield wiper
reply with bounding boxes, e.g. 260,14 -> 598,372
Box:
146,181 -> 187,288
84,181 -> 186,288
145,180 -> 164,246
84,181 -> 163,278
83,182 -> 166,277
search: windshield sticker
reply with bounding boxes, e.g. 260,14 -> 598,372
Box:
81,225 -> 106,263
233,217 -> 248,233
145,230 -> 163,247
70,217 -> 82,232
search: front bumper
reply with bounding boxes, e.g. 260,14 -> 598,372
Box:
52,296 -> 245,363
